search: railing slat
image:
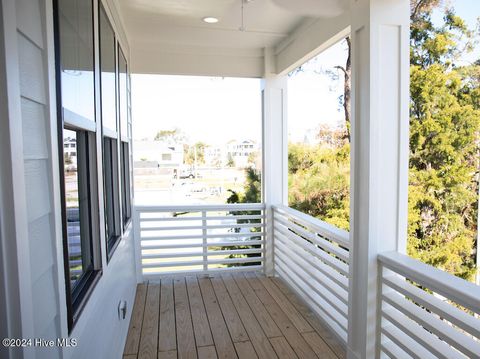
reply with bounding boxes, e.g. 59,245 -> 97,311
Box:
379,251 -> 480,314
272,205 -> 349,248
381,322 -> 437,359
383,291 -> 480,358
274,215 -> 349,263
383,274 -> 480,339
135,203 -> 266,276
141,232 -> 264,241
275,236 -> 349,301
140,222 -> 264,231
274,224 -> 349,276
275,230 -> 349,290
379,251 -> 480,359
275,247 -> 348,314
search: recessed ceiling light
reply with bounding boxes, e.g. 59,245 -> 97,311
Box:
203,17 -> 219,24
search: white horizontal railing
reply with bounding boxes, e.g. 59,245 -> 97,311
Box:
378,251 -> 480,359
134,203 -> 265,278
272,204 -> 350,345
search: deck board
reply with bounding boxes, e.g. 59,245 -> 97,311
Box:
159,278 -> 177,353
186,276 -> 214,347
210,276 -> 249,343
198,277 -> 238,359
232,274 -> 282,338
174,277 -> 198,359
271,277 -> 346,359
197,346 -> 218,359
138,282 -> 160,359
221,274 -> 278,358
124,283 -> 147,355
124,274 -> 346,359
244,274 -> 317,359
234,341 -> 258,359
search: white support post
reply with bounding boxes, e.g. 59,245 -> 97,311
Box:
262,47 -> 288,277
347,0 -> 410,358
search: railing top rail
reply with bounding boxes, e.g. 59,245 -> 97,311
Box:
379,251 -> 480,314
135,203 -> 265,213
272,204 -> 350,248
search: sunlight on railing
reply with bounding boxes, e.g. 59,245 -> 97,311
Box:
272,204 -> 350,345
379,252 -> 480,359
135,204 -> 265,277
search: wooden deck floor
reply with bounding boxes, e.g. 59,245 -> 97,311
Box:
123,273 -> 346,359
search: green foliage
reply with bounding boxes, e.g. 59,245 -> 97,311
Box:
285,2 -> 480,280
407,3 -> 480,280
288,143 -> 350,231
223,168 -> 262,266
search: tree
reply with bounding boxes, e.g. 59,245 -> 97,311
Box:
288,142 -> 350,231
334,37 -> 351,141
226,153 -> 235,167
221,168 -> 262,266
407,2 -> 480,280
64,153 -> 73,165
154,128 -> 186,143
286,1 -> 480,280
184,142 -> 206,166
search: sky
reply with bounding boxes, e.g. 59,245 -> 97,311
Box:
131,1 -> 479,145
431,0 -> 480,66
132,76 -> 262,145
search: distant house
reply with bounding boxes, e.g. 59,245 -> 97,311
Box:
133,140 -> 183,168
226,139 -> 259,168
204,145 -> 224,167
64,137 -> 77,169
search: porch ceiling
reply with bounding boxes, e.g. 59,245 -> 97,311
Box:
114,0 -> 349,77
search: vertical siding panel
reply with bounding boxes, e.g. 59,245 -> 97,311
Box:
21,98 -> 49,159
23,160 -> 51,222
28,215 -> 54,283
17,33 -> 46,104
16,1 -> 61,357
15,0 -> 44,48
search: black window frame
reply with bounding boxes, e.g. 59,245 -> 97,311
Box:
103,136 -> 121,257
118,45 -> 132,230
99,3 -> 122,259
53,0 -> 102,332
120,141 -> 132,229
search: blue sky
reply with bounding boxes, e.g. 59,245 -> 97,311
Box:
431,0 -> 480,65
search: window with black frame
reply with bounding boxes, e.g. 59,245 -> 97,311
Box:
118,47 -> 131,228
55,0 -> 101,330
100,5 -> 121,257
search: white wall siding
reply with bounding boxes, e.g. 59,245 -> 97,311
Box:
28,215 -> 54,284
16,0 -> 62,357
67,231 -> 136,359
21,98 -> 49,160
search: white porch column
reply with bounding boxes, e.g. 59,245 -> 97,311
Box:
262,47 -> 288,277
347,0 -> 410,358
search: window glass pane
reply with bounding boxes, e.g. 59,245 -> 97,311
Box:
59,0 -> 95,122
99,7 -> 116,131
64,129 -> 93,290
104,137 -> 121,252
119,48 -> 128,138
121,141 -> 131,227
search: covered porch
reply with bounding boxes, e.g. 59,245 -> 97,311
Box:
1,0 -> 479,358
